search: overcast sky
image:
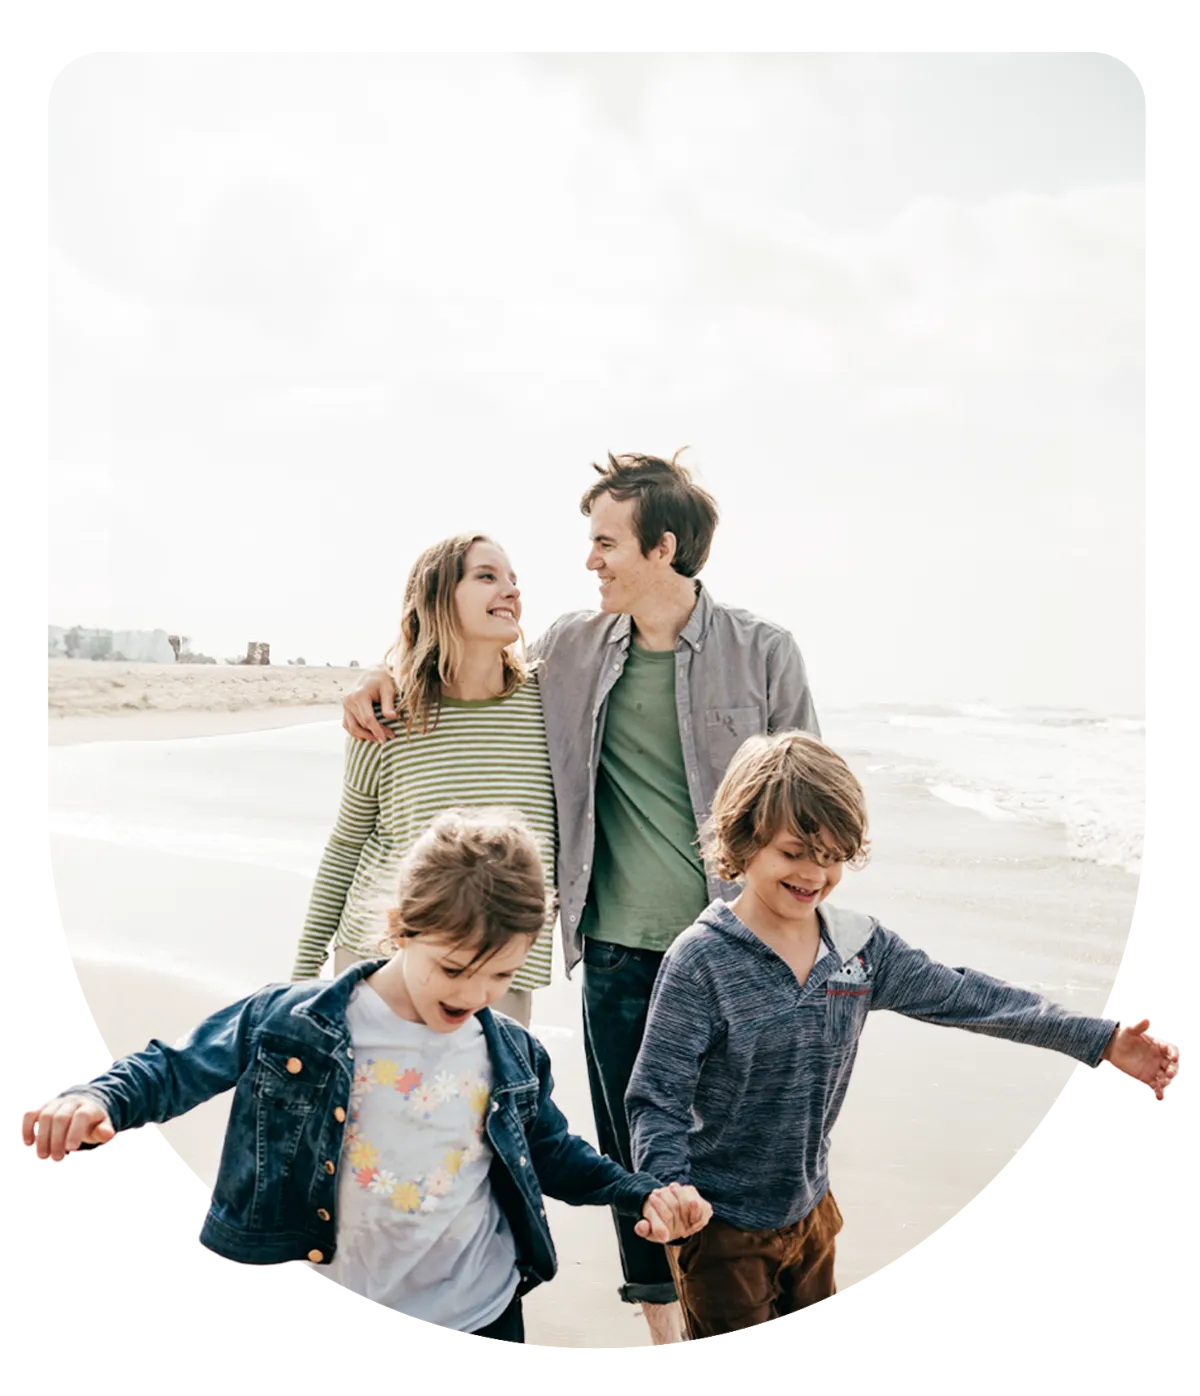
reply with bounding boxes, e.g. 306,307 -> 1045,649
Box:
48,53 -> 1144,712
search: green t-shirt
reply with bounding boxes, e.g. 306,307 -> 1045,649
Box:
580,644 -> 709,952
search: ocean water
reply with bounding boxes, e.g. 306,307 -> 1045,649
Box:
822,702 -> 1144,875
48,701 -> 1144,900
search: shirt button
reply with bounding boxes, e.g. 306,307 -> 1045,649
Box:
317,1208 -> 331,1222
286,1058 -> 302,1075
569,914 -> 577,924
307,1249 -> 324,1263
324,1160 -> 336,1174
582,863 -> 589,872
333,1107 -> 346,1123
519,1155 -> 527,1166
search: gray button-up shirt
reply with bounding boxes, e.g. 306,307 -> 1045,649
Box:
529,583 -> 820,974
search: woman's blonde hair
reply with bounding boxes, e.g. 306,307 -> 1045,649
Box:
385,533 -> 528,735
703,731 -> 870,881
384,808 -> 553,968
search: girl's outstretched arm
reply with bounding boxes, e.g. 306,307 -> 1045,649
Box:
21,986 -> 271,1145
292,730 -> 385,979
1102,1019 -> 1180,1100
520,1035 -> 662,1214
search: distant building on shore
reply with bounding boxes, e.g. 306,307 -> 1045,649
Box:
48,626 -> 177,663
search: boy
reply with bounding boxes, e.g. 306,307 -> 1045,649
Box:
625,733 -> 1179,1339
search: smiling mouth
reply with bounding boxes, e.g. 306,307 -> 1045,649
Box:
489,608 -> 517,621
781,881 -> 819,902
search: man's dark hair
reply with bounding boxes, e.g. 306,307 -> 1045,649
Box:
580,448 -> 719,577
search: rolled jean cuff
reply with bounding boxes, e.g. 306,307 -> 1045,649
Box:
618,1280 -> 678,1306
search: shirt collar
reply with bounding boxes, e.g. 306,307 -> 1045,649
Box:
604,579 -> 712,652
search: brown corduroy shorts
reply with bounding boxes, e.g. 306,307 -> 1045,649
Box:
667,1190 -> 843,1339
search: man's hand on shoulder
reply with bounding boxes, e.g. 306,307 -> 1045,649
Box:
343,669 -> 398,742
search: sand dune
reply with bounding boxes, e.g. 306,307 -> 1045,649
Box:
49,659 -> 366,719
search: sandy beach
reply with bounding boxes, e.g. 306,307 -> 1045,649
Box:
45,670 -> 1140,1348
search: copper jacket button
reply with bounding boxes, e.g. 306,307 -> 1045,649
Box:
334,1107 -> 346,1123
324,1160 -> 336,1174
317,1208 -> 330,1222
307,1249 -> 324,1263
286,1058 -> 302,1075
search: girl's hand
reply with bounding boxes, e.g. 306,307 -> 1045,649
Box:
1103,1019 -> 1180,1100
635,1182 -> 714,1243
22,1095 -> 115,1161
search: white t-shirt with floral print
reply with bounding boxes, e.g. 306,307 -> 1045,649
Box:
314,982 -> 519,1331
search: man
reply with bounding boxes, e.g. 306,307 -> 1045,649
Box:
343,450 -> 820,1342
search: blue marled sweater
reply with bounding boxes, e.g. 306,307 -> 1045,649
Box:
626,899 -> 1117,1230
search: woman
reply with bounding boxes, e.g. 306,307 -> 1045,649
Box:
292,533 -> 555,1024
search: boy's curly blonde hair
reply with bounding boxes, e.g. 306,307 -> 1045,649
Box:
703,731 -> 870,880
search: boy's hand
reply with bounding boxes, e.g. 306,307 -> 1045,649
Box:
1102,1019 -> 1180,1100
635,1182 -> 713,1243
342,670 -> 397,743
22,1095 -> 115,1161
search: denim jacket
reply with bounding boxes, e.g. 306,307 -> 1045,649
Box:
529,582 -> 820,973
67,961 -> 664,1295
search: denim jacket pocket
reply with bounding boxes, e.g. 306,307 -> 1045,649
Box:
252,1038 -> 332,1113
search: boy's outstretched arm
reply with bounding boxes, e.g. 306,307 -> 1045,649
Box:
1101,1019 -> 1180,1100
626,950 -> 716,1184
21,987 -> 271,1157
870,928 -> 1179,1094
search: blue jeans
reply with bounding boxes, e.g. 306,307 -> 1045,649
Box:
581,938 -> 678,1306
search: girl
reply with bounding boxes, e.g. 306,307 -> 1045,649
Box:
23,809 -> 711,1343
292,534 -> 554,1027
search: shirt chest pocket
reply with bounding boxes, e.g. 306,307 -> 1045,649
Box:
822,981 -> 871,1044
251,1039 -> 333,1114
704,706 -> 764,777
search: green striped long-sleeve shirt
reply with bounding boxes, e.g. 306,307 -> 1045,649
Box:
292,677 -> 557,988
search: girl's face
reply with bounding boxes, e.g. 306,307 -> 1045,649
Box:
393,933 -> 534,1033
453,541 -> 521,647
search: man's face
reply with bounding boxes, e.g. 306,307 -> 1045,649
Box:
585,491 -> 665,615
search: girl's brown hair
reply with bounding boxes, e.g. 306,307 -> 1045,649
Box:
384,808 -> 552,968
703,731 -> 870,881
385,533 -> 528,735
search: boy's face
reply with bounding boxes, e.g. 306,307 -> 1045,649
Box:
400,933 -> 533,1033
741,828 -> 845,927
585,491 -> 668,615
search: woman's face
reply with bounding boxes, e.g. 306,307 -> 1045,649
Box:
453,540 -> 521,647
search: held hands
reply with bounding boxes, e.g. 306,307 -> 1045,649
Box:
342,670 -> 398,744
635,1182 -> 713,1244
1103,1019 -> 1180,1100
22,1095 -> 115,1161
